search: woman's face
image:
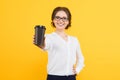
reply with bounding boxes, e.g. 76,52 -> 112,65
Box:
53,11 -> 69,31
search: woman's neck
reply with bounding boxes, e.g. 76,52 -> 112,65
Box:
55,30 -> 68,42
55,30 -> 68,38
55,30 -> 65,35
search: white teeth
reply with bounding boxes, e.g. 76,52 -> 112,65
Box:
59,24 -> 63,25
58,25 -> 63,27
57,23 -> 64,26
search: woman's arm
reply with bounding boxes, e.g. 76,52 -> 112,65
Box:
33,34 -> 51,51
75,38 -> 85,74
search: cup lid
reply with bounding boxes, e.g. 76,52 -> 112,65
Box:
35,25 -> 46,30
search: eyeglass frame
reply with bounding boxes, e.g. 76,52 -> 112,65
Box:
54,16 -> 69,22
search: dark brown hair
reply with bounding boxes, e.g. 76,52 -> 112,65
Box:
51,7 -> 72,29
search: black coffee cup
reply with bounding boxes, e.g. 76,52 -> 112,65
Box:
34,25 -> 46,46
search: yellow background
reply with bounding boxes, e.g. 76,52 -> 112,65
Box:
0,0 -> 120,80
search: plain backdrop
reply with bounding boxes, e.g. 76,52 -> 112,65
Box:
0,0 -> 120,80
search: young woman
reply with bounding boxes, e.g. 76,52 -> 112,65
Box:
34,6 -> 85,80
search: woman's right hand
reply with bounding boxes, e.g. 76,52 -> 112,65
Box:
33,35 -> 45,49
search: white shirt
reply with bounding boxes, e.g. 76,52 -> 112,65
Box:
43,32 -> 85,76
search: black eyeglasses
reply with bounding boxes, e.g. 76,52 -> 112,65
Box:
54,16 -> 68,22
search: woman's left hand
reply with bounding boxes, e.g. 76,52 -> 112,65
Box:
73,66 -> 77,75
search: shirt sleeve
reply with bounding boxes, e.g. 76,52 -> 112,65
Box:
75,38 -> 85,74
42,34 -> 51,51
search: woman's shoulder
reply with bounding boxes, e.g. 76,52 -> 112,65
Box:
68,34 -> 77,39
69,35 -> 78,41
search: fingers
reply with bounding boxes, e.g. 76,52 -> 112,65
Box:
33,35 -> 39,47
33,35 -> 45,49
73,68 -> 76,74
73,65 -> 77,74
33,36 -> 35,43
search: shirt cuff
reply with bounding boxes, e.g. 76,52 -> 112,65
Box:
76,67 -> 81,74
75,65 -> 85,74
